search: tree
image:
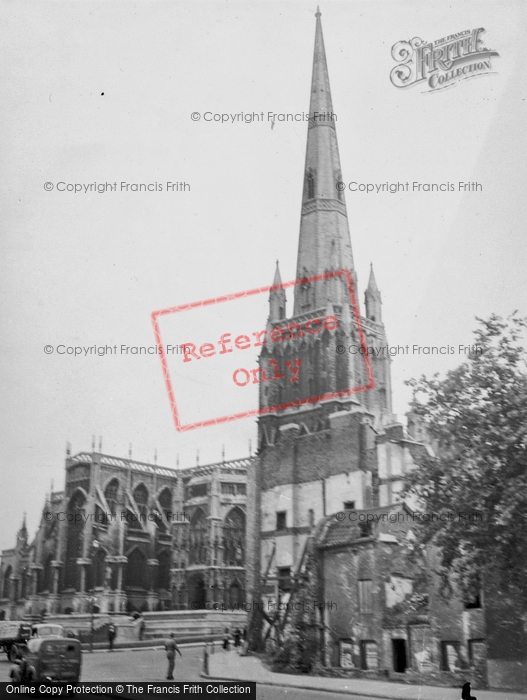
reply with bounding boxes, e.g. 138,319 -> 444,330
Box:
403,313 -> 527,609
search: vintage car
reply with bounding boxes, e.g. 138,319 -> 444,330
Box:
30,623 -> 65,639
10,637 -> 82,684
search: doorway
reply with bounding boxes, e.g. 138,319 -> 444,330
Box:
188,574 -> 206,609
392,638 -> 407,673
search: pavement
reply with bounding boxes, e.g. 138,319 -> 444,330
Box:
205,650 -> 527,700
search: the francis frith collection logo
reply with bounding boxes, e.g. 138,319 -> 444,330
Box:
390,28 -> 499,91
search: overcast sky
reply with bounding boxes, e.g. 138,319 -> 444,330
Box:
1,0 -> 525,552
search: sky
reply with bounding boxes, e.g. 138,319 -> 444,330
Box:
1,0 -> 526,552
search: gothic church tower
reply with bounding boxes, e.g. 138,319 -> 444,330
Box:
247,11 -> 396,639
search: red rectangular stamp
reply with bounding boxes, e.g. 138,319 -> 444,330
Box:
151,269 -> 374,432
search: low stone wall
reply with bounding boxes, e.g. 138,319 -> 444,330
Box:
309,664 -> 478,688
142,610 -> 247,640
42,610 -> 247,645
44,613 -> 138,642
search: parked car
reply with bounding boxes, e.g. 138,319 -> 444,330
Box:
0,621 -> 31,661
10,637 -> 82,684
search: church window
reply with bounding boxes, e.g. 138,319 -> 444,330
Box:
224,508 -> 245,567
157,488 -> 172,533
343,501 -> 355,510
308,509 -> 315,527
133,484 -> 149,521
189,509 -> 208,565
104,479 -> 119,514
276,511 -> 287,531
358,579 -> 373,613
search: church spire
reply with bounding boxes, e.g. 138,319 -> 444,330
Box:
293,8 -> 355,315
365,263 -> 382,322
269,260 -> 286,323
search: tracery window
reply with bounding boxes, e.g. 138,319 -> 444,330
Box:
189,509 -> 208,565
223,508 -> 245,567
104,479 -> 119,515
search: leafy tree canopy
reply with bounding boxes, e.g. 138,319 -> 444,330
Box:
403,313 -> 527,606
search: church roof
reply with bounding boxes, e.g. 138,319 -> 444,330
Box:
315,502 -> 415,549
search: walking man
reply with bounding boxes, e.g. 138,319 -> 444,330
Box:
108,623 -> 116,652
165,632 -> 182,680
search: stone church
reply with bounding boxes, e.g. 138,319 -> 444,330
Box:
246,7 -> 427,629
0,446 -> 250,618
244,9 -> 522,690
1,8 -> 523,690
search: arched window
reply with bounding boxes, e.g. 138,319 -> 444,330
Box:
158,488 -> 172,519
133,484 -> 149,519
125,548 -> 147,589
157,550 -> 171,590
223,508 -> 245,567
156,488 -> 172,533
104,479 -> 120,515
189,509 -> 208,566
64,490 -> 86,590
128,484 -> 149,530
2,566 -> 12,599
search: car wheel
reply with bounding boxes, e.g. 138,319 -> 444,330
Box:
8,646 -> 18,662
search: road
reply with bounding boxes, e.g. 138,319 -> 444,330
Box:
1,645 -> 388,699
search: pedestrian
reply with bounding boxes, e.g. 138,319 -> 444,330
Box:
222,627 -> 230,651
164,632 -> 182,680
138,616 -> 146,641
461,682 -> 477,700
233,628 -> 241,648
108,623 -> 116,652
